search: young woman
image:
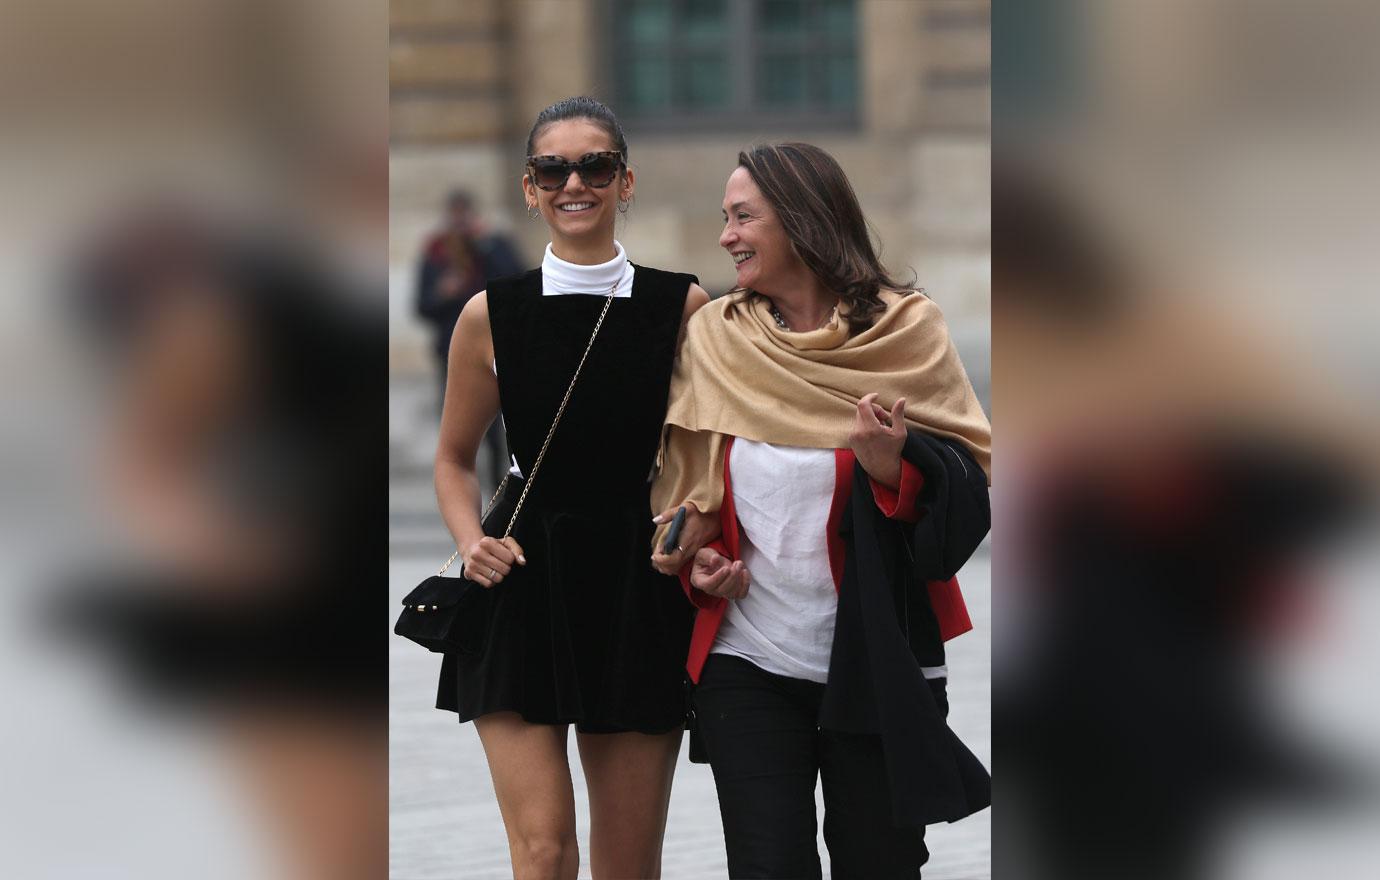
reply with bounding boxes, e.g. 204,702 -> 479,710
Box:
433,96 -> 709,879
651,143 -> 993,878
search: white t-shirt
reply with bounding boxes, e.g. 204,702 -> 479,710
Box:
710,439 -> 948,684
712,441 -> 839,682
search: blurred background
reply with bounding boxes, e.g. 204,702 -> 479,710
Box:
993,1 -> 1380,879
2,1 -> 387,878
386,1 -> 992,878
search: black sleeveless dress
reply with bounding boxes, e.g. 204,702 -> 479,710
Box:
436,265 -> 696,734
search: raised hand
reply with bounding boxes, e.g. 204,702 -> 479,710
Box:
849,392 -> 906,489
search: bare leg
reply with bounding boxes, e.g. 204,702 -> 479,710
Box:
576,728 -> 684,879
225,710 -> 386,880
474,712 -> 580,880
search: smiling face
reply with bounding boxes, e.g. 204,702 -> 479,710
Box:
523,119 -> 632,244
719,166 -> 802,294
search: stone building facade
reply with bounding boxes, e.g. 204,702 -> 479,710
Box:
389,0 -> 990,401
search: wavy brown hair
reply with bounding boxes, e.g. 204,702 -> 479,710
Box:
734,142 -> 914,335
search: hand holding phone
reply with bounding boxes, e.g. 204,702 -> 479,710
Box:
660,506 -> 688,555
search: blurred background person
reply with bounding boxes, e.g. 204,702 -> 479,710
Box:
1,2 -> 387,878
415,189 -> 523,489
59,189 -> 387,880
993,2 -> 1380,878
992,166 -> 1373,880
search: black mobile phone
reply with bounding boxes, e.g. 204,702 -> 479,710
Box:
660,506 -> 688,555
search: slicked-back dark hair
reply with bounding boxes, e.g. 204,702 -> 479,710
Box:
736,143 -> 913,335
525,96 -> 629,161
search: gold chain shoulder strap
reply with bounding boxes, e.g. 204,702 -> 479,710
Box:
438,282 -> 619,575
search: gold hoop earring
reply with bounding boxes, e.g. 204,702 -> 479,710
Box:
527,204 -> 540,220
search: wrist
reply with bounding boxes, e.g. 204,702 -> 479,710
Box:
456,526 -> 487,555
867,457 -> 902,490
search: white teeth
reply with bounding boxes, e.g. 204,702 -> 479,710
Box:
732,252 -> 755,264
559,203 -> 593,212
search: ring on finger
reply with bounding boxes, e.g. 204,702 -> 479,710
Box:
489,567 -> 498,579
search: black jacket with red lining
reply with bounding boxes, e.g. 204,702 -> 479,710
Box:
680,430 -> 992,826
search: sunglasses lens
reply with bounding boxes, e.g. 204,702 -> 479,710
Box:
532,161 -> 569,190
580,155 -> 618,187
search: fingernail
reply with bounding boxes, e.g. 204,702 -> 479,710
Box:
652,515 -> 664,523
518,555 -> 526,564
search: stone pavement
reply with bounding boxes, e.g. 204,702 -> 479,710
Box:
389,377 -> 991,879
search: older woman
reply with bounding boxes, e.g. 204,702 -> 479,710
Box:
651,143 -> 992,878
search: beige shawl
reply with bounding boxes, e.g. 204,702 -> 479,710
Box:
651,290 -> 992,526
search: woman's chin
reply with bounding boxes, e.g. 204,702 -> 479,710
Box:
552,208 -> 607,234
739,272 -> 765,292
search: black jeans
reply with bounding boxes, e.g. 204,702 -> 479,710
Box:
694,653 -> 935,879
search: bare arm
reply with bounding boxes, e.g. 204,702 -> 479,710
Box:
434,292 -> 523,586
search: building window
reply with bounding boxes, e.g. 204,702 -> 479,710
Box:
611,0 -> 858,128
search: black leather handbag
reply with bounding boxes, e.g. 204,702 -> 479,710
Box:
393,281 -> 618,655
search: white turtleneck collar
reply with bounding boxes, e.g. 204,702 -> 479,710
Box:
541,240 -> 635,298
